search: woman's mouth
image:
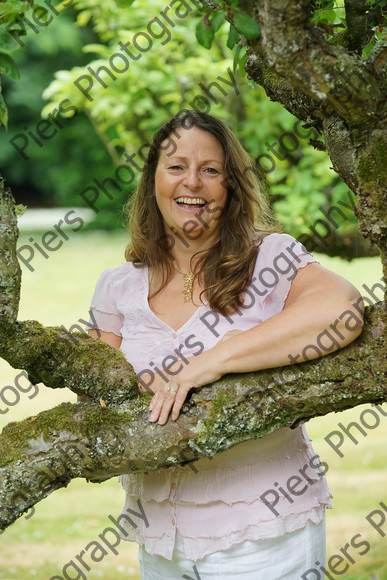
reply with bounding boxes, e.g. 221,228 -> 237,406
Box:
174,197 -> 207,211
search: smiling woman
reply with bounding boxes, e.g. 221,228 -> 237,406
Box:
86,110 -> 364,579
154,127 -> 227,241
125,111 -> 277,317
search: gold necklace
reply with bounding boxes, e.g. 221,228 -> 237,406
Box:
174,267 -> 196,303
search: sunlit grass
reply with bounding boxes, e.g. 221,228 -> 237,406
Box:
0,231 -> 385,579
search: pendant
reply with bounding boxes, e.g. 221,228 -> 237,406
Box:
183,272 -> 195,303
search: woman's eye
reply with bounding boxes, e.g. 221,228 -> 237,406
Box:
204,167 -> 219,174
168,165 -> 183,170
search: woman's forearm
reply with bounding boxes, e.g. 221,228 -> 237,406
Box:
212,292 -> 364,376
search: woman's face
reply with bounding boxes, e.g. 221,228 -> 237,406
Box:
154,126 -> 228,247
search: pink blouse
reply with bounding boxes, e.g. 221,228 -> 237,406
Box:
88,233 -> 332,561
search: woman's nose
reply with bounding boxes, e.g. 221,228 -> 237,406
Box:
183,168 -> 202,190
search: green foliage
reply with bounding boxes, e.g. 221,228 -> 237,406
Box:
0,8 -> 118,214
0,0 -> 375,240
309,0 -> 386,57
116,0 -> 136,6
0,51 -> 20,80
226,23 -> 239,49
195,17 -> 215,49
0,27 -> 20,50
233,44 -> 247,75
0,0 -> 31,23
0,79 -> 7,127
233,11 -> 260,40
195,9 -> 226,49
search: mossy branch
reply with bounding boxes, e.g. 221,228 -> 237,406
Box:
0,178 -> 21,331
0,302 -> 385,531
0,321 -> 138,405
0,182 -> 138,405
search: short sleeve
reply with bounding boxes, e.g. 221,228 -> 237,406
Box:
88,269 -> 123,337
256,233 -> 317,321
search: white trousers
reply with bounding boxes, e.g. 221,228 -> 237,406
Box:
139,518 -> 326,579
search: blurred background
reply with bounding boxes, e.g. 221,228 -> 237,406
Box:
0,1 -> 385,578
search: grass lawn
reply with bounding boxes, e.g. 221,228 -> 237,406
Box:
0,230 -> 385,580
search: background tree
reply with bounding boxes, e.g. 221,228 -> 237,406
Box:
0,0 -> 381,253
0,2 -> 122,224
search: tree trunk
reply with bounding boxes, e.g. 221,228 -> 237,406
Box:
200,0 -> 387,279
1,0 -> 386,531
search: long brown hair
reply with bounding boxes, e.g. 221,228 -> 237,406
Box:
125,110 -> 278,315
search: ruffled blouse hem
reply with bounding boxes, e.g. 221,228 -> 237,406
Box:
117,430 -> 329,506
120,502 -> 330,561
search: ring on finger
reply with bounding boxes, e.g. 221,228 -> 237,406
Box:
167,387 -> 177,393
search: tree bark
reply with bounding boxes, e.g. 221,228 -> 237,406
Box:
1,0 -> 386,531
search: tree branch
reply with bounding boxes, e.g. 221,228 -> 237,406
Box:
244,52 -> 324,127
344,0 -> 377,54
261,0 -> 384,123
201,0 -> 385,124
0,321 -> 138,405
0,301 -> 385,531
0,180 -> 21,330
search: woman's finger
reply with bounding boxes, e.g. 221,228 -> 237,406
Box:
171,387 -> 190,421
149,393 -> 156,411
156,397 -> 176,425
149,388 -> 177,424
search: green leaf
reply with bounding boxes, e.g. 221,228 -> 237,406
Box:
76,9 -> 92,27
195,18 -> 215,49
32,0 -> 53,7
0,0 -> 30,21
82,43 -> 110,56
30,2 -> 53,23
227,24 -> 239,50
233,43 -> 242,74
233,12 -> 261,40
362,35 -> 376,58
0,52 -> 20,81
0,28 -> 20,51
311,9 -> 338,24
210,11 -> 225,33
239,48 -> 248,77
116,0 -> 136,7
311,0 -> 334,8
0,83 -> 8,129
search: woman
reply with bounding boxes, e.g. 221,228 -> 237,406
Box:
87,110 -> 363,579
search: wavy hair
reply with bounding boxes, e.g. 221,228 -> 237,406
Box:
124,110 -> 279,315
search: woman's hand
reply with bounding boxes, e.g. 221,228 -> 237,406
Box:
148,348 -> 224,425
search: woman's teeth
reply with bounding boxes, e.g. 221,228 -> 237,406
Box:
175,197 -> 206,206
